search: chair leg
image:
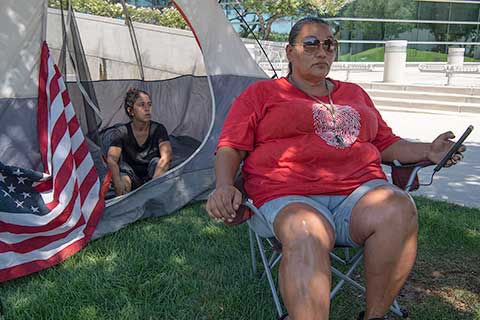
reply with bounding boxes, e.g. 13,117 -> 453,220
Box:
256,233 -> 284,318
248,227 -> 257,276
390,298 -> 409,318
260,251 -> 277,281
330,253 -> 366,299
344,247 -> 350,261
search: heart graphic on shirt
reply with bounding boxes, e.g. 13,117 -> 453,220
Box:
312,104 -> 361,149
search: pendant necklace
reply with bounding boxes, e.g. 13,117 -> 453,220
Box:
288,75 -> 345,148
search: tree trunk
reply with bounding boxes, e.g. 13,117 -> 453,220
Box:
264,13 -> 281,41
256,11 -> 265,39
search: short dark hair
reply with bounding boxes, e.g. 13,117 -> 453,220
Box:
124,88 -> 150,119
287,17 -> 333,76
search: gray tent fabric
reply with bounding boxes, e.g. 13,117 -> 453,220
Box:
0,98 -> 42,171
0,0 -> 268,240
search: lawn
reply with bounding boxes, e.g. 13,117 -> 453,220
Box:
0,197 -> 479,320
339,47 -> 479,63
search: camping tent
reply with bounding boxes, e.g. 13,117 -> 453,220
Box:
0,0 -> 268,240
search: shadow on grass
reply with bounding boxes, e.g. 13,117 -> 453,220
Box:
1,201 -> 479,319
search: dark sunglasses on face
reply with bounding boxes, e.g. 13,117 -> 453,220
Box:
294,37 -> 338,54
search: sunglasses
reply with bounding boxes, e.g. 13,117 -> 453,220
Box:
293,37 -> 338,54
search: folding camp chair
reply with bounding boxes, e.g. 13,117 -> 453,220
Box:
235,160 -> 434,319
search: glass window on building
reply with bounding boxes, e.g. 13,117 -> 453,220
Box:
127,0 -> 171,9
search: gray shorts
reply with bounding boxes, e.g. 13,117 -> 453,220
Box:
119,157 -> 159,190
247,179 -> 391,247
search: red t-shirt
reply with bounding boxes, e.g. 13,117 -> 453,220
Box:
217,77 -> 401,207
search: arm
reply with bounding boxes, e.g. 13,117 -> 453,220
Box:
153,141 -> 173,178
107,146 -> 128,196
205,147 -> 247,222
381,131 -> 465,166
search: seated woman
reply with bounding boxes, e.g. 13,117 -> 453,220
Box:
205,17 -> 465,320
107,88 -> 173,196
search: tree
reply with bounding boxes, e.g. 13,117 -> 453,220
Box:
48,0 -> 186,29
222,0 -> 354,40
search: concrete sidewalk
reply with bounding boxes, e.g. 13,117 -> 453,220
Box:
329,64 -> 480,88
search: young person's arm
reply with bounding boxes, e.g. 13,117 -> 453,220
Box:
107,146 -> 128,196
153,141 -> 173,178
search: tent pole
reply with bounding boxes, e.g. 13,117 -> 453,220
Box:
41,0 -> 48,43
120,0 -> 145,81
227,1 -> 278,79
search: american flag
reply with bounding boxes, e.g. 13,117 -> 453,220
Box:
0,42 -> 109,282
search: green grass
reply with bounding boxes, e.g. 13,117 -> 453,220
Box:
339,47 -> 480,63
1,198 -> 479,319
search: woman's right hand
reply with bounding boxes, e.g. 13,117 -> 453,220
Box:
206,185 -> 243,223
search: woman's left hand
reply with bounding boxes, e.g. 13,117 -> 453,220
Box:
427,131 -> 466,167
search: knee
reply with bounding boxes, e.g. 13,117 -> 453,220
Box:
377,189 -> 418,231
274,204 -> 335,252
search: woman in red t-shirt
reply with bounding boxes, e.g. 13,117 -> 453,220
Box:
206,17 -> 465,320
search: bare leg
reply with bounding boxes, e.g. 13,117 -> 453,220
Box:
274,203 -> 335,320
350,186 -> 418,319
122,175 -> 132,193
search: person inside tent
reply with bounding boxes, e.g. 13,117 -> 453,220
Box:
205,17 -> 466,320
107,88 -> 173,196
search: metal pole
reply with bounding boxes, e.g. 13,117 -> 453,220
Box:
120,0 -> 145,80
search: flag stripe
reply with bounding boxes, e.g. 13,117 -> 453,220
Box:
48,71 -> 61,106
37,50 -> 49,175
0,218 -> 91,278
79,167 -> 98,205
50,152 -> 74,205
68,117 -> 81,141
73,141 -> 89,169
61,88 -> 71,107
0,216 -> 85,254
51,113 -> 68,155
0,230 -> 89,282
34,179 -> 53,193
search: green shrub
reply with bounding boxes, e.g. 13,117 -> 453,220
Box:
48,0 -> 187,29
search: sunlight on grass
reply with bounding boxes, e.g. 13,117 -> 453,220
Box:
169,253 -> 187,266
79,252 -> 120,270
200,223 -> 227,237
435,287 -> 480,313
11,296 -> 32,310
466,228 -> 480,239
78,305 -> 99,319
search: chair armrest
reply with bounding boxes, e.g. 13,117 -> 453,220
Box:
384,160 -> 435,191
384,160 -> 434,169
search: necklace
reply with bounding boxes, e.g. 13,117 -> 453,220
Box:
288,75 -> 345,148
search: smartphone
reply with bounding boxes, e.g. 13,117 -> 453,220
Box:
434,125 -> 474,172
